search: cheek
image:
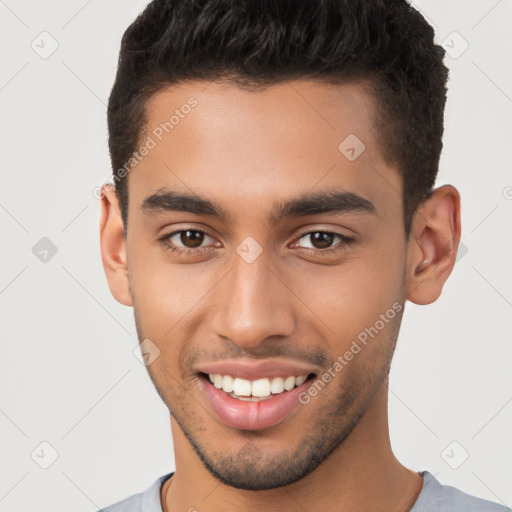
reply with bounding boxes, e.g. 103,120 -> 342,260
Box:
292,249 -> 405,346
128,250 -> 217,336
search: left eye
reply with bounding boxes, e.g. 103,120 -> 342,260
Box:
295,231 -> 351,250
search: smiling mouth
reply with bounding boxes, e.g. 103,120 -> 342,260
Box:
199,372 -> 316,401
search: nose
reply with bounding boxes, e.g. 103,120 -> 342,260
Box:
210,249 -> 296,350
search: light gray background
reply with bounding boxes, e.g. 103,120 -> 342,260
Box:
1,1 -> 511,511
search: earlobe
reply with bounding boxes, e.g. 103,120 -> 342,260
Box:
405,185 -> 461,305
99,184 -> 132,306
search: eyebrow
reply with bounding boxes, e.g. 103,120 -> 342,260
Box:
141,187 -> 377,223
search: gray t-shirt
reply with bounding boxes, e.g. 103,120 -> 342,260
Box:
98,470 -> 510,512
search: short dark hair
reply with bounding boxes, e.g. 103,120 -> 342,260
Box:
107,0 -> 449,237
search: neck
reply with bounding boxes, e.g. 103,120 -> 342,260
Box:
162,379 -> 423,512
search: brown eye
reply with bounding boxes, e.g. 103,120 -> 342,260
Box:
179,230 -> 205,248
308,232 -> 335,249
293,231 -> 354,254
298,231 -> 338,249
160,229 -> 216,253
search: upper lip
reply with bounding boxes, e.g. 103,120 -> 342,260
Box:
195,358 -> 318,380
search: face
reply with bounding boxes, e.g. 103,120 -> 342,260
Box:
122,80 -> 409,490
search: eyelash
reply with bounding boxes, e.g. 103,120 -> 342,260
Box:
158,229 -> 354,256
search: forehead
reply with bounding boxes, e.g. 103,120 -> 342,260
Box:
129,79 -> 400,220
143,79 -> 379,156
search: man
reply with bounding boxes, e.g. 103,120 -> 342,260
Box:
97,0 -> 509,511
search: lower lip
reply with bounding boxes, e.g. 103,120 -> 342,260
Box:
198,375 -> 312,431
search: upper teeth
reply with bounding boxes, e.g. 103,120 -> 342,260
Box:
208,374 -> 308,397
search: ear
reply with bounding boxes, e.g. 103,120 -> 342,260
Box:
405,185 -> 461,305
99,184 -> 132,306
